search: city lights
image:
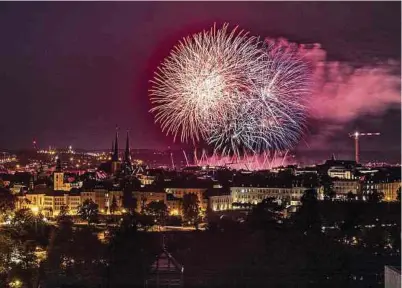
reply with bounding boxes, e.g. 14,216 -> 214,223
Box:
0,4 -> 400,288
31,206 -> 39,215
9,279 -> 22,288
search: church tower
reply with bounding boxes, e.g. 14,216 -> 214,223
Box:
124,130 -> 131,164
54,157 -> 65,191
111,126 -> 120,174
122,130 -> 133,175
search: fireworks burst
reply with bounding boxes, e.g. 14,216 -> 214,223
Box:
150,24 -> 311,157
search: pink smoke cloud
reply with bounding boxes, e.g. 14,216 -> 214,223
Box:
310,61 -> 401,123
293,41 -> 401,148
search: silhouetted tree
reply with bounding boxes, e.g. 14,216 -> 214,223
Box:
346,191 -> 355,201
110,195 -> 118,215
77,199 -> 99,225
1,235 -> 38,288
45,225 -> 105,287
182,193 -> 200,229
122,179 -> 139,212
294,189 -> 321,233
320,175 -> 335,200
144,201 -> 167,226
0,187 -> 16,220
248,197 -> 281,230
56,205 -> 72,225
367,189 -> 384,203
137,213 -> 154,231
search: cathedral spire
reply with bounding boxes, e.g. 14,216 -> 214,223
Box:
112,125 -> 119,162
124,130 -> 131,163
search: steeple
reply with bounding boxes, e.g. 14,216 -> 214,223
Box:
124,130 -> 131,163
112,125 -> 119,162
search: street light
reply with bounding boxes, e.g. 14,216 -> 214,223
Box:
9,279 -> 22,288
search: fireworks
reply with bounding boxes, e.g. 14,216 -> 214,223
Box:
150,24 -> 311,157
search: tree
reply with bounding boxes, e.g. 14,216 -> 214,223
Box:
346,191 -> 355,201
320,175 -> 335,200
77,199 -> 99,225
57,205 -> 72,225
248,197 -> 282,230
136,213 -> 154,231
11,208 -> 35,229
0,187 -> 16,220
367,189 -> 384,203
294,189 -> 321,233
144,201 -> 167,226
110,195 -> 118,215
182,193 -> 200,228
0,234 -> 39,288
397,187 -> 401,202
59,205 -> 69,217
45,225 -> 106,286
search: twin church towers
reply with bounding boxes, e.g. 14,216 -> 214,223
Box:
111,126 -> 133,175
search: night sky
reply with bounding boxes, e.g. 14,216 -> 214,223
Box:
0,2 -> 400,161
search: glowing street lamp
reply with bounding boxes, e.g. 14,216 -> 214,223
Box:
9,279 -> 22,288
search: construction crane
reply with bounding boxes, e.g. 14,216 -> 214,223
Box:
349,131 -> 380,163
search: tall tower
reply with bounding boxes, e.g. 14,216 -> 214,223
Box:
112,126 -> 119,162
349,131 -> 380,164
54,157 -> 65,191
121,130 -> 133,176
124,130 -> 131,164
111,126 -> 120,174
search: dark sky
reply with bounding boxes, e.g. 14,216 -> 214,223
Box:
0,2 -> 400,160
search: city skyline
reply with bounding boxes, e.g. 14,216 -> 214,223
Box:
0,2 -> 400,158
0,2 -> 400,288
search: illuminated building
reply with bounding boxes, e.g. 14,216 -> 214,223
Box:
209,185 -> 320,212
132,188 -> 166,212
376,181 -> 401,201
166,194 -> 182,216
137,174 -> 156,186
76,188 -> 124,214
105,190 -> 124,214
164,187 -> 207,210
332,180 -> 360,198
209,194 -> 232,212
53,158 -> 75,191
231,186 -> 309,206
81,189 -> 109,212
328,167 -> 355,180
16,187 -> 81,217
10,183 -> 27,194
360,168 -> 401,201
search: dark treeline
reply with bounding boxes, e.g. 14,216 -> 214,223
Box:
0,191 -> 400,287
